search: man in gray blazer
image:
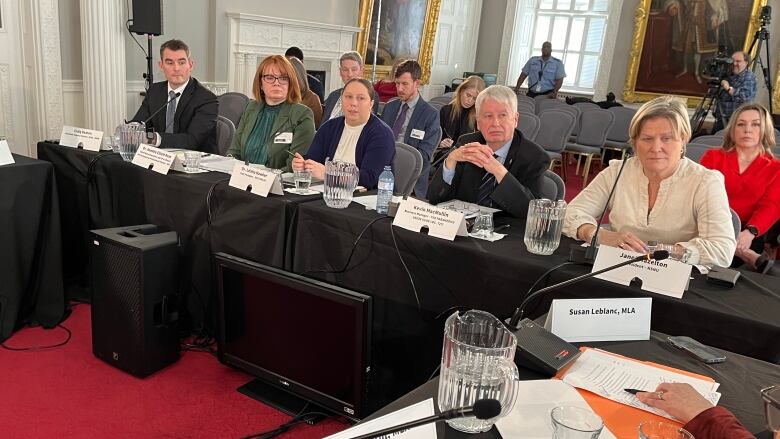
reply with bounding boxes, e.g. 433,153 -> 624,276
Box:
323,51 -> 379,120
380,60 -> 440,197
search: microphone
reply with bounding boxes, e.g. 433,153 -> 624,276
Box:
570,152 -> 632,264
509,249 -> 670,328
348,399 -> 501,439
140,91 -> 181,129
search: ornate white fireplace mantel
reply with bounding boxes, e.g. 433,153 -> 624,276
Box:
227,13 -> 362,96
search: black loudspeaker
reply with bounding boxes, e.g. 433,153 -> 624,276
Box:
129,0 -> 164,36
90,225 -> 180,377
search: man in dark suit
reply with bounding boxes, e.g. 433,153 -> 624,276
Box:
284,46 -> 324,104
322,51 -> 379,121
427,85 -> 549,218
132,39 -> 218,153
380,60 -> 440,197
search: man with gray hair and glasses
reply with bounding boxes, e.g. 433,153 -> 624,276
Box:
323,51 -> 379,120
427,85 -> 549,218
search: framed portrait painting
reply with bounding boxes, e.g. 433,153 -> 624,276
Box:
356,0 -> 442,83
623,0 -> 773,107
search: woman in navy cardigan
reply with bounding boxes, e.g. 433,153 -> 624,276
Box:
293,78 -> 395,189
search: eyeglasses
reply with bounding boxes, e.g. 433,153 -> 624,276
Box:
262,75 -> 290,85
763,385 -> 780,432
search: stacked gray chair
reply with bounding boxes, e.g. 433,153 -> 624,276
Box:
573,102 -> 600,113
540,170 -> 565,200
217,92 -> 249,128
564,108 -> 615,188
429,95 -> 452,111
518,100 -> 536,115
684,142 -> 712,163
690,135 -> 723,147
393,142 -> 423,198
517,113 -> 541,141
216,115 -> 236,156
537,98 -> 567,115
603,106 -> 636,159
536,109 -> 576,181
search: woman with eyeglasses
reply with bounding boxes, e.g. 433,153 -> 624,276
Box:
637,383 -> 779,438
226,55 -> 315,171
292,77 -> 395,189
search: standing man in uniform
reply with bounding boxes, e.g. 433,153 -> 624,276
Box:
514,42 -> 566,98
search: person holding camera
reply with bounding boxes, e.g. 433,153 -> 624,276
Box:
712,51 -> 757,134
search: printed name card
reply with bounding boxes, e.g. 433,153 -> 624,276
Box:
59,125 -> 103,151
0,140 -> 14,166
228,163 -> 284,197
392,198 -> 467,241
131,144 -> 176,174
592,245 -> 692,298
545,297 -> 652,342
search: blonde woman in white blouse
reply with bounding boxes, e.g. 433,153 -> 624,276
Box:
562,96 -> 736,267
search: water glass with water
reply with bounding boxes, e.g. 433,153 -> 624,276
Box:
117,122 -> 145,161
294,169 -> 312,193
638,421 -> 694,439
473,211 -> 494,238
524,198 -> 567,255
181,151 -> 201,172
550,406 -> 604,438
323,159 -> 359,208
437,310 -> 519,433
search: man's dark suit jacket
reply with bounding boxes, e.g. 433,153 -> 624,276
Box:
322,87 -> 380,121
426,129 -> 550,218
307,74 -> 325,104
380,97 -> 440,197
131,77 -> 218,153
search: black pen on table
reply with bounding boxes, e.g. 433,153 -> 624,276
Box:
624,388 -> 651,395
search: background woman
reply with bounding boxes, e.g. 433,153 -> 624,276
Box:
226,55 -> 315,171
373,58 -> 405,103
562,95 -> 736,267
292,78 -> 395,189
438,75 -> 486,149
701,103 -> 780,272
287,56 -> 323,128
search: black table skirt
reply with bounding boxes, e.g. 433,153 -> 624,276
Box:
365,331 -> 780,437
292,201 -> 780,363
0,154 -> 66,341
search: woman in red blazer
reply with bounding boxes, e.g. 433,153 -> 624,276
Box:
700,103 -> 780,271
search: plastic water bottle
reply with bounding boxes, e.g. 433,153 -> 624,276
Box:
376,166 -> 394,214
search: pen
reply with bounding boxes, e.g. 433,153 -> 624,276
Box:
624,388 -> 650,395
285,150 -> 296,157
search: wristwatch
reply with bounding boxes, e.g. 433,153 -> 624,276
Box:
746,225 -> 759,236
145,131 -> 156,144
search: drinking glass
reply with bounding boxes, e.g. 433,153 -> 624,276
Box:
437,310 -> 519,433
323,160 -> 359,208
524,199 -> 567,255
638,421 -> 694,439
550,406 -> 604,438
183,151 -> 201,172
294,169 -> 312,193
473,211 -> 494,238
117,122 -> 146,161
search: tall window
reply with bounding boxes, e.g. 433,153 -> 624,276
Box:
531,0 -> 609,93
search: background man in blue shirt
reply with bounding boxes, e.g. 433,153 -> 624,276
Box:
514,42 -> 566,98
712,51 -> 757,134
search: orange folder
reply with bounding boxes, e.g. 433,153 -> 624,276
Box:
554,347 -> 715,438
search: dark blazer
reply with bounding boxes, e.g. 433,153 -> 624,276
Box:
305,114 -> 395,189
427,129 -> 550,218
307,74 -> 325,105
380,97 -> 441,197
322,87 -> 380,121
131,78 -> 218,153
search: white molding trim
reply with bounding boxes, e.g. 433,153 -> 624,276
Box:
28,0 -> 64,141
226,12 -> 361,95
124,80 -> 230,96
0,64 -> 12,141
592,0 -> 624,100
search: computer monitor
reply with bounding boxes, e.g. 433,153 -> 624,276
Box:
215,253 -> 372,420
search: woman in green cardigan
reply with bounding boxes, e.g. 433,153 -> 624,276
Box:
227,55 -> 315,171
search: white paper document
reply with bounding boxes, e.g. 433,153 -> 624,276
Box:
352,194 -> 403,210
197,155 -> 244,174
560,349 -> 721,420
435,199 -> 500,219
323,398 -> 437,439
496,380 -> 616,439
0,140 -> 14,166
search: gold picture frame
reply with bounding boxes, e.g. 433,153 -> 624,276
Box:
623,0 -> 778,111
356,0 -> 442,84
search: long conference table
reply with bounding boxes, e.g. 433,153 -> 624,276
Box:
37,141 -> 780,417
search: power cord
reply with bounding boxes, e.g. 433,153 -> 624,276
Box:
388,220 -> 421,311
124,1 -> 147,57
303,216 -> 392,275
1,324 -> 72,351
238,402 -> 334,439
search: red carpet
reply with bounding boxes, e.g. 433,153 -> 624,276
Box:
0,304 -> 350,439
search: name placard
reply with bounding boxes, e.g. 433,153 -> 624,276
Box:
59,125 -> 103,151
131,144 -> 176,175
392,198 -> 467,241
592,245 -> 691,298
545,297 -> 652,342
228,163 -> 284,197
0,140 -> 14,166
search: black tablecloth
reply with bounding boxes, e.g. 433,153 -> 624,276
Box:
292,202 -> 780,363
0,154 -> 66,341
365,331 -> 780,437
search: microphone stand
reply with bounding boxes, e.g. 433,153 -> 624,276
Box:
144,34 -> 154,93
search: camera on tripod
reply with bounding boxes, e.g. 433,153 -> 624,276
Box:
701,48 -> 733,84
760,5 -> 771,26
